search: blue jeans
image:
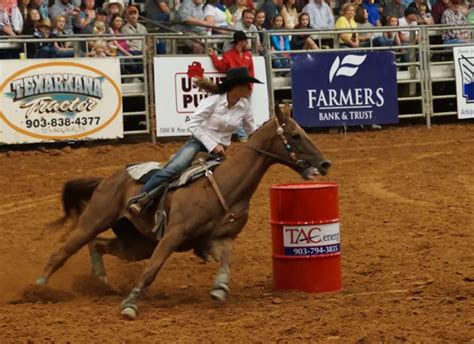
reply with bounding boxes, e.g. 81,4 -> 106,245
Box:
444,38 -> 468,45
272,54 -> 290,69
141,137 -> 207,193
54,49 -> 74,58
235,126 -> 248,139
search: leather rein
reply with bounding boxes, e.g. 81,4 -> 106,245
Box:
202,117 -> 310,223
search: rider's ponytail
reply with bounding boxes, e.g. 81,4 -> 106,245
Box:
193,77 -> 224,94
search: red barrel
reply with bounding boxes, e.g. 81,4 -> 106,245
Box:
270,182 -> 342,293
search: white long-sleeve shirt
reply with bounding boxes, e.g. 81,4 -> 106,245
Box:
188,93 -> 256,152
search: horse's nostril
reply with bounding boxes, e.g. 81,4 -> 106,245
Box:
321,160 -> 331,170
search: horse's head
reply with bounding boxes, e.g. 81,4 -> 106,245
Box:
263,103 -> 331,179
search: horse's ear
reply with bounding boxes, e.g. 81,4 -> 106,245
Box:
274,102 -> 289,125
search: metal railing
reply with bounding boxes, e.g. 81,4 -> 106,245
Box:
263,26 -> 429,125
0,24 -> 471,143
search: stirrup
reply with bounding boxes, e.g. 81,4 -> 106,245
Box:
127,192 -> 151,216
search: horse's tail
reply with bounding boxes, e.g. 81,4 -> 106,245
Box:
50,177 -> 103,229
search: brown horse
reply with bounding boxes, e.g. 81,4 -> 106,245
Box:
36,106 -> 331,320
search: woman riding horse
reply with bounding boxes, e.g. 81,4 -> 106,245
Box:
127,67 -> 263,215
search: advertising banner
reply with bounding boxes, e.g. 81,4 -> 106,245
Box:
453,46 -> 474,119
0,59 -> 123,144
153,56 -> 270,137
291,51 -> 399,127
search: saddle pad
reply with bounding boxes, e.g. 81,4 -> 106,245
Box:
127,162 -> 162,183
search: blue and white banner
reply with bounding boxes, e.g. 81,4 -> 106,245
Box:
454,46 -> 474,119
291,52 -> 399,127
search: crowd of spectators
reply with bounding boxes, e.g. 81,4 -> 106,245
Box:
0,0 -> 473,60
0,0 -> 148,59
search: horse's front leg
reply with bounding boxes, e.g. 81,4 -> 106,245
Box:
209,239 -> 233,302
120,228 -> 183,320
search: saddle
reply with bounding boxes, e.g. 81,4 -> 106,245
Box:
126,158 -> 222,189
126,156 -> 223,240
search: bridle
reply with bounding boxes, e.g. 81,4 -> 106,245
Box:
245,117 -> 311,170
205,117 -> 311,224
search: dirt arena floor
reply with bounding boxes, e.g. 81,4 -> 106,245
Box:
0,124 -> 473,343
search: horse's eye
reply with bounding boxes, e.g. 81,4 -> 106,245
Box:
291,133 -> 301,140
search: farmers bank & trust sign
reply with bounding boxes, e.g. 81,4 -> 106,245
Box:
291,52 -> 399,127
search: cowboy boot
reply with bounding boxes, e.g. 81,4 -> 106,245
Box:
127,192 -> 151,216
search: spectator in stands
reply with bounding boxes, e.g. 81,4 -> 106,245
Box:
52,14 -> 75,57
383,0 -> 406,18
175,0 -> 207,53
11,0 -> 29,34
209,31 -> 254,76
398,6 -> 418,44
254,9 -> 266,44
95,6 -> 107,25
418,2 -> 434,24
259,0 -> 282,29
229,0 -> 249,23
208,30 -> 255,142
104,0 -> 124,24
107,13 -> 131,56
0,4 -> 16,36
355,6 -> 374,46
362,0 -> 381,25
441,0 -> 471,43
122,5 -> 147,74
29,0 -> 49,20
281,0 -> 298,29
381,15 -> 401,46
227,8 -> 260,50
432,0 -> 449,23
74,0 -> 96,33
88,39 -> 108,56
33,19 -> 56,57
93,19 -> 105,33
270,15 -> 291,69
204,0 -> 233,34
23,8 -> 40,34
146,0 -> 170,23
336,3 -> 359,47
408,0 -> 433,23
351,0 -> 363,8
49,0 -> 79,34
291,12 -> 320,50
467,4 -> 474,27
122,5 -> 147,55
460,0 -> 469,15
302,0 -> 335,30
254,9 -> 266,54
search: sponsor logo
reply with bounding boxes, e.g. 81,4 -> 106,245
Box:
457,54 -> 474,103
292,51 -> 398,126
175,61 -> 225,117
283,223 -> 340,256
0,61 -> 122,140
329,54 -> 367,83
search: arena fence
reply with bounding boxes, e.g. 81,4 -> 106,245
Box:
0,25 -> 470,144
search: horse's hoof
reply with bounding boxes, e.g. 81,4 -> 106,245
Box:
121,306 -> 137,320
35,277 -> 47,286
210,288 -> 227,301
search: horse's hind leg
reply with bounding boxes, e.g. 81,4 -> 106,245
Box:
36,206 -> 117,285
88,240 -> 109,284
208,239 -> 233,302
